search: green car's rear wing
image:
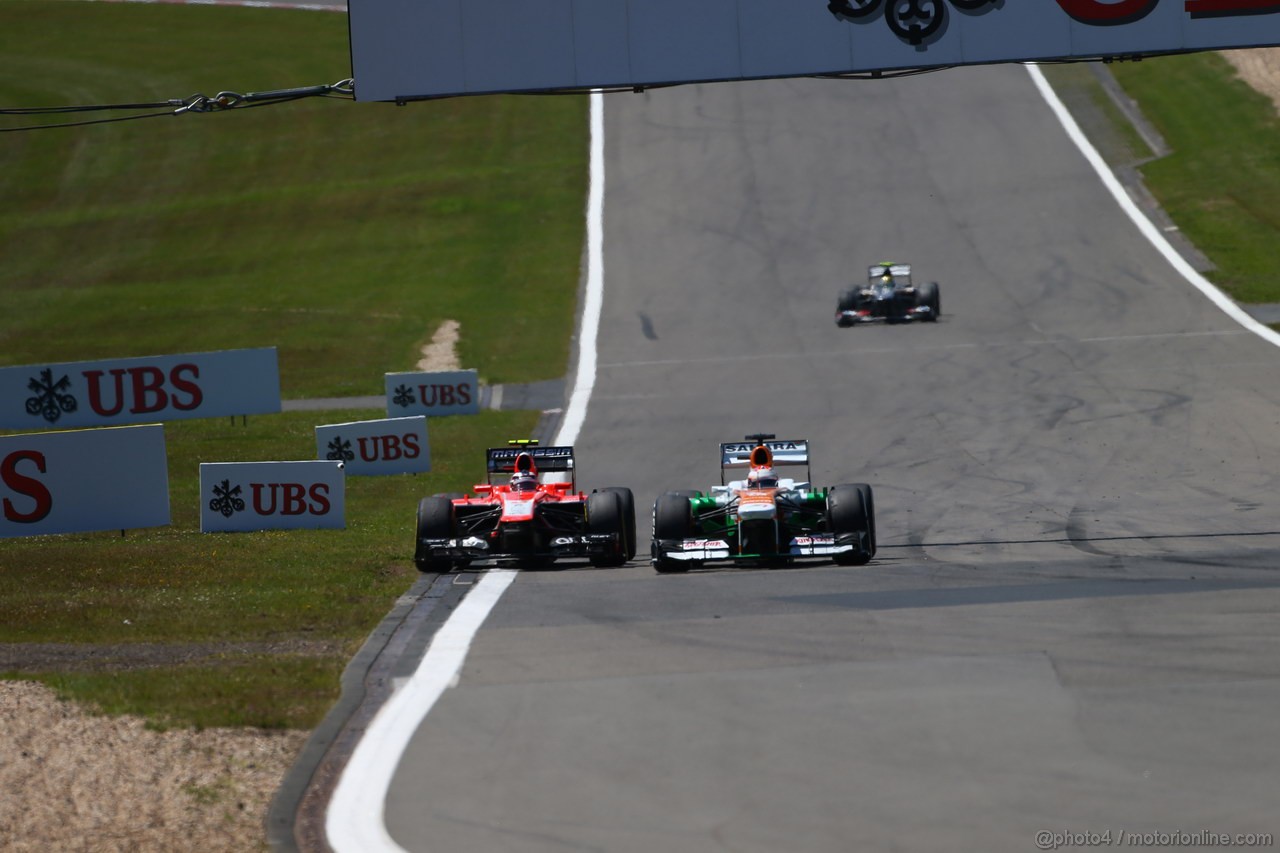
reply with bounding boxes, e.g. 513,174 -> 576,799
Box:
718,436 -> 810,485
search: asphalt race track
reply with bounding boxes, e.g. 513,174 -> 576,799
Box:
378,66 -> 1280,851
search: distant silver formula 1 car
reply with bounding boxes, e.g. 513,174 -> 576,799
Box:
836,262 -> 940,325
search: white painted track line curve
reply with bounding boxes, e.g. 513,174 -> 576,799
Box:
324,90 -> 606,853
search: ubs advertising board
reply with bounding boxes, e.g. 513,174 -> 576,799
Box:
0,348 -> 281,430
0,425 -> 170,538
349,0 -> 1280,101
384,369 -> 479,417
315,415 -> 431,476
200,461 -> 346,533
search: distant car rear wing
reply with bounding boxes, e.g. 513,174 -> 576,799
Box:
487,445 -> 576,487
867,263 -> 911,280
719,439 -> 810,484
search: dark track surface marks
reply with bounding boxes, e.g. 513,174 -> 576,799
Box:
382,68 -> 1280,852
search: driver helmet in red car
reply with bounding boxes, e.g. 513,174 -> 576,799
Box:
746,467 -> 779,489
510,471 -> 538,493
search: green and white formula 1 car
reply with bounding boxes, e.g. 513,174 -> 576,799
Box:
650,434 -> 876,573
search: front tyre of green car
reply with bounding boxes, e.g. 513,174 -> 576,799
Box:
826,484 -> 873,566
652,491 -> 695,573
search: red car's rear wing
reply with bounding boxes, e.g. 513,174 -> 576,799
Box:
487,445 -> 576,488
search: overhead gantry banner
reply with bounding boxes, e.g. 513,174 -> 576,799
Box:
348,0 -> 1280,102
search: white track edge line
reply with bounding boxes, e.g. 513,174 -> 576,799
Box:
1025,63 -> 1280,350
555,91 -> 606,448
324,89 -> 606,853
324,569 -> 517,852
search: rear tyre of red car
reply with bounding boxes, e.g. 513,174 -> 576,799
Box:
652,491 -> 695,574
826,484 -> 873,566
587,490 -> 628,568
414,496 -> 456,573
600,487 -> 637,560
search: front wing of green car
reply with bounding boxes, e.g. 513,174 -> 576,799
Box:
653,533 -> 858,563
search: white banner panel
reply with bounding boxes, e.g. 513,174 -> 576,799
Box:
200,461 -> 345,533
384,369 -> 479,417
0,347 -> 281,430
349,0 -> 1280,101
0,425 -> 169,538
315,415 -> 431,476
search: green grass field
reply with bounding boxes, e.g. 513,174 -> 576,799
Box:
0,1 -> 583,728
1109,52 -> 1280,304
1045,53 -> 1280,307
0,1 -> 587,393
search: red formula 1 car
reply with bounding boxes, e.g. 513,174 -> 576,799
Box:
413,441 -> 636,571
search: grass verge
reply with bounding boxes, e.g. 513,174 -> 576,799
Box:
1,407 -> 541,729
1110,52 -> 1280,304
0,1 -> 584,729
0,1 -> 587,391
1038,62 -> 1156,167
1055,52 -> 1280,305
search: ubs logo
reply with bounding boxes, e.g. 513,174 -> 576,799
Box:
209,479 -> 246,518
327,433 -> 421,463
326,436 -> 356,462
208,478 -> 332,517
830,0 -> 1280,46
2,449 -> 52,524
23,363 -> 204,424
828,0 -> 1001,47
1057,0 -> 1280,23
392,382 -> 473,409
25,369 -> 77,425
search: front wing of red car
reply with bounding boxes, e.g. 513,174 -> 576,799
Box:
419,532 -> 620,564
